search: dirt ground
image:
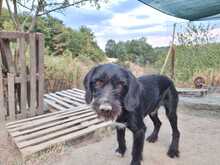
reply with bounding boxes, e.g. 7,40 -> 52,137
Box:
1,106 -> 220,165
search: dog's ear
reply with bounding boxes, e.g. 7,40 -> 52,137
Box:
83,67 -> 96,104
124,71 -> 141,111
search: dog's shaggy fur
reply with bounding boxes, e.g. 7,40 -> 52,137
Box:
84,64 -> 180,165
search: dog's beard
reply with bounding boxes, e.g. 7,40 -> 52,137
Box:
96,110 -> 120,121
92,101 -> 122,121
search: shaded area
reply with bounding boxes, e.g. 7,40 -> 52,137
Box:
138,0 -> 220,21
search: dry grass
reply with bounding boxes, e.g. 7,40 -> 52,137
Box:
44,56 -> 159,92
44,55 -> 97,90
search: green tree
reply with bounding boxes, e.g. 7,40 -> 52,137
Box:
115,42 -> 128,61
105,37 -> 157,65
5,0 -> 108,32
105,39 -> 117,58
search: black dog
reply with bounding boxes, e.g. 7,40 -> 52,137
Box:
83,64 -> 180,165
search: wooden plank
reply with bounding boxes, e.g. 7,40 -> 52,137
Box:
10,111 -> 96,136
0,51 -> 6,120
0,39 -> 16,73
68,90 -> 85,97
17,118 -> 103,148
8,109 -> 94,132
66,89 -> 85,99
14,114 -> 98,140
3,74 -> 39,83
44,94 -> 75,109
6,105 -> 89,127
72,88 -> 85,93
48,93 -> 79,106
61,91 -> 85,103
19,37 -> 27,118
8,73 -> 16,120
44,98 -> 66,111
55,92 -> 84,106
29,34 -> 37,116
177,88 -> 208,92
37,33 -> 44,115
20,121 -> 112,157
6,106 -> 92,129
0,32 -> 29,39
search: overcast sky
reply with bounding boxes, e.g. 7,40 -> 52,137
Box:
52,0 -> 188,50
4,0 -> 220,50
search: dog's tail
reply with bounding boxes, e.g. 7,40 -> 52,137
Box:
164,81 -> 179,115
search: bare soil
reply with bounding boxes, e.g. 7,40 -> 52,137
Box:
1,106 -> 220,165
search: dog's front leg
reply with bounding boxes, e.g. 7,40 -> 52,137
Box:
128,118 -> 146,165
115,127 -> 127,157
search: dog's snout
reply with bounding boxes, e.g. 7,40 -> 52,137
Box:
99,103 -> 112,111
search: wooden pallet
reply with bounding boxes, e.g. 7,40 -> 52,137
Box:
44,88 -> 86,111
6,105 -> 112,159
177,88 -> 208,97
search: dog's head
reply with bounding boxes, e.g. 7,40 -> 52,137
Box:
83,63 -> 141,121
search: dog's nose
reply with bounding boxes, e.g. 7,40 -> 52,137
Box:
99,103 -> 112,112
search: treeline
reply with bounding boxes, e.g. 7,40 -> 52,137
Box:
105,38 -> 158,65
1,8 -> 159,65
2,8 -> 220,83
0,8 -> 105,61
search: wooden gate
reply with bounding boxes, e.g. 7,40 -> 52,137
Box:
0,32 -> 44,121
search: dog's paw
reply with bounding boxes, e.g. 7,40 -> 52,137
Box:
146,134 -> 158,143
167,147 -> 179,158
130,160 -> 142,165
115,147 -> 126,157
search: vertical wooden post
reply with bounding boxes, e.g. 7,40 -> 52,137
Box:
37,33 -> 44,115
29,33 -> 37,116
0,39 -> 16,73
0,52 -> 6,121
171,46 -> 176,80
0,0 -> 2,16
19,37 -> 27,117
160,23 -> 176,75
8,73 -> 16,120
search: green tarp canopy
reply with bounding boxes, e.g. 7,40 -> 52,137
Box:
138,0 -> 220,21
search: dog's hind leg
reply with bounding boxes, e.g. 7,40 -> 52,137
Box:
146,111 -> 162,143
164,89 -> 180,158
115,127 -> 127,157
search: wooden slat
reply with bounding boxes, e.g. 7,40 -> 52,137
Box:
44,98 -> 66,111
20,121 -> 112,157
10,112 -> 96,138
8,109 -> 94,132
3,74 -> 39,83
68,90 -> 85,97
0,51 -> 5,120
6,105 -> 89,127
0,39 -> 16,73
66,89 -> 85,99
61,91 -> 85,103
19,37 -> 27,118
14,114 -> 98,140
0,32 -> 29,39
17,118 -> 102,148
72,88 -> 85,93
44,94 -> 75,109
48,93 -> 79,106
37,33 -> 44,115
56,92 -> 84,106
29,34 -> 37,116
8,73 -> 16,120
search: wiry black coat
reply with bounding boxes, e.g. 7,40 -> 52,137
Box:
83,64 -> 180,165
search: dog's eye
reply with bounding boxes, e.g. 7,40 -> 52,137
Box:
95,80 -> 104,88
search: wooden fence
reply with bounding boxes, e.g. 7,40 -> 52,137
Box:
0,32 -> 44,121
